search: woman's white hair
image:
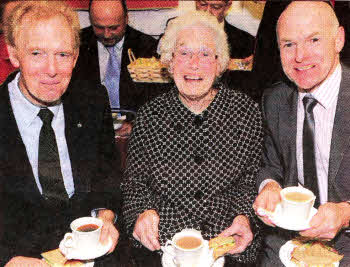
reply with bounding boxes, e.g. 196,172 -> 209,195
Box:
159,10 -> 230,75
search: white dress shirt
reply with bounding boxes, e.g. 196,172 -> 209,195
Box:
8,73 -> 75,198
97,37 -> 125,85
296,64 -> 342,204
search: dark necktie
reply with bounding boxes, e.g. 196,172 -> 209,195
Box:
105,46 -> 120,109
302,96 -> 320,207
38,108 -> 68,205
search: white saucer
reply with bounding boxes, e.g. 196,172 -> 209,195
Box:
161,240 -> 225,267
42,258 -> 94,267
258,204 -> 317,231
59,237 -> 112,260
279,240 -> 339,267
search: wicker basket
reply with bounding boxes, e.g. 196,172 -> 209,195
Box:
127,49 -> 172,83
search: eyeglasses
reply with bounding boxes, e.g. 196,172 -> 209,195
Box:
173,48 -> 218,64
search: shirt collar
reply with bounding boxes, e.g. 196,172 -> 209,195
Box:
115,36 -> 125,51
299,64 -> 342,109
9,72 -> 61,127
98,36 -> 125,52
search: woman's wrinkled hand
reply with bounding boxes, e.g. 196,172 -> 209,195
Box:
219,215 -> 253,255
133,209 -> 160,251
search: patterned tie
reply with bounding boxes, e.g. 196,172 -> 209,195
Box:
302,96 -> 320,207
105,46 -> 120,109
38,108 -> 68,205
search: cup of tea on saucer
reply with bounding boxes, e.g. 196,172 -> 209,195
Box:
161,229 -> 205,267
62,217 -> 103,251
280,186 -> 316,225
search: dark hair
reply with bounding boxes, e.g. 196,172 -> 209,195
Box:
89,0 -> 127,16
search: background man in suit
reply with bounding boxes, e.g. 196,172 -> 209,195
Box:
194,0 -> 256,102
3,2 -> 120,266
195,0 -> 255,59
253,1 -> 350,266
73,0 -> 162,137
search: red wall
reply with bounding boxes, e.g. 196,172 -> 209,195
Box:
65,0 -> 178,10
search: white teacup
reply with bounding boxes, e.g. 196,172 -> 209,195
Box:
161,229 -> 204,267
62,217 -> 103,251
280,186 -> 316,225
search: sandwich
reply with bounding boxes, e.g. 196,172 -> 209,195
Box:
291,239 -> 343,267
41,249 -> 84,267
209,236 -> 235,259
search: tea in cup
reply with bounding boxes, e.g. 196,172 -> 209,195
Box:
161,229 -> 204,267
62,217 -> 103,251
280,186 -> 316,225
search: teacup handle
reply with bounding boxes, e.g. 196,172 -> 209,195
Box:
62,233 -> 76,248
161,240 -> 178,265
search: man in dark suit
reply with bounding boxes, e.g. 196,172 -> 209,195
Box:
195,0 -> 255,59
253,1 -> 350,266
2,2 -> 120,266
72,0 -> 162,136
194,0 -> 256,102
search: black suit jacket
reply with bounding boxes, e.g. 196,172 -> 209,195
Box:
0,72 -> 121,263
72,25 -> 165,112
224,20 -> 255,59
160,18 -> 255,59
208,20 -> 255,100
257,65 -> 350,266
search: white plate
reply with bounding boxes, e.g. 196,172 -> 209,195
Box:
258,204 -> 317,231
279,240 -> 339,267
43,259 -> 94,267
161,240 -> 225,267
59,237 -> 112,260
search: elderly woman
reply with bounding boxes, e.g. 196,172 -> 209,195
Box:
121,11 -> 262,263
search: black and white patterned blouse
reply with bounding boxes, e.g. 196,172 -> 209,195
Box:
121,84 -> 263,263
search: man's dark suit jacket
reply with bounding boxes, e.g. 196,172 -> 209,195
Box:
335,1 -> 350,67
257,65 -> 350,266
0,72 -> 121,264
224,19 -> 255,59
215,20 -> 255,100
72,25 -> 165,112
160,18 -> 255,59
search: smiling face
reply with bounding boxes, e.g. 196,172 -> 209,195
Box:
171,25 -> 220,104
90,0 -> 128,47
7,15 -> 78,106
277,1 -> 344,92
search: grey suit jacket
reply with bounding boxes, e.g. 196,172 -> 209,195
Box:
257,64 -> 350,266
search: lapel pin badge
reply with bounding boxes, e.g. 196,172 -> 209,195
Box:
77,122 -> 82,128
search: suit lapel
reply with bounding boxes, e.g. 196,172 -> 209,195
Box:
84,27 -> 101,82
0,74 -> 41,196
121,26 -> 132,71
284,87 -> 299,186
328,65 -> 350,200
62,85 -> 88,192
